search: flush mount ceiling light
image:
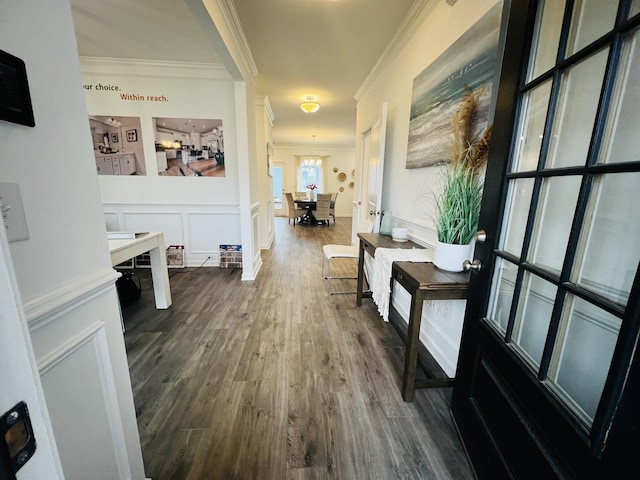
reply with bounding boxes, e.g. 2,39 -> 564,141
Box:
300,96 -> 320,114
104,117 -> 122,127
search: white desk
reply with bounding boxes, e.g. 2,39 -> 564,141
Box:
108,232 -> 172,309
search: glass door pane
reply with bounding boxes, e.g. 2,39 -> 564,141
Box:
527,176 -> 582,274
548,296 -> 622,424
511,81 -> 553,172
512,273 -> 557,368
598,27 -> 640,164
546,49 -> 609,169
500,178 -> 535,257
572,172 -> 640,305
487,258 -> 518,333
566,0 -> 618,55
528,0 -> 567,80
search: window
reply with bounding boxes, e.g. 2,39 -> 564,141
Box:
297,155 -> 327,191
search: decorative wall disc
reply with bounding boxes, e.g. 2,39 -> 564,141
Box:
351,169 -> 355,177
348,181 -> 354,188
337,172 -> 347,182
333,167 -> 338,173
339,186 -> 344,192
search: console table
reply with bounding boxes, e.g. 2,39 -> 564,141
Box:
391,261 -> 469,401
108,232 -> 172,309
355,233 -> 470,401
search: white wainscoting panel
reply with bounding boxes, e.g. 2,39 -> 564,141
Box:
28,270 -> 144,479
122,211 -> 184,245
104,202 -> 242,267
249,203 -> 263,278
262,199 -> 275,249
187,211 -> 241,266
104,211 -> 119,231
40,328 -> 128,480
392,215 -> 438,248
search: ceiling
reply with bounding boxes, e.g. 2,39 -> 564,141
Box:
70,0 -> 415,148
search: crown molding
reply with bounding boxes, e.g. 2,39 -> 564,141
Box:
274,143 -> 355,153
264,95 -> 275,125
79,57 -> 231,80
216,0 -> 259,81
255,94 -> 275,125
355,0 -> 439,104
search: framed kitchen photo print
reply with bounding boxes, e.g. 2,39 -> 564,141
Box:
153,117 -> 225,177
126,129 -> 137,142
88,115 -> 146,176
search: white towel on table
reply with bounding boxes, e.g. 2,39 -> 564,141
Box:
371,247 -> 434,322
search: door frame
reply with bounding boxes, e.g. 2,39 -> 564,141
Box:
353,102 -> 387,242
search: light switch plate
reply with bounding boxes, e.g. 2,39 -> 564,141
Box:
0,182 -> 30,243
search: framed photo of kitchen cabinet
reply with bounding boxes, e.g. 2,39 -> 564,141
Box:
88,115 -> 146,176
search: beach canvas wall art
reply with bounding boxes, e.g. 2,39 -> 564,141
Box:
406,4 -> 502,169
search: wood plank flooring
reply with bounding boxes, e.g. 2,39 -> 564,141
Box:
122,217 -> 475,479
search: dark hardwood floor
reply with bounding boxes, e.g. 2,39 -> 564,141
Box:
122,217 -> 475,479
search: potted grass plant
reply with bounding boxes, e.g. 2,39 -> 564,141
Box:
433,88 -> 491,271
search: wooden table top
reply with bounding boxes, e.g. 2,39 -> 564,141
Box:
392,261 -> 469,291
294,199 -> 316,207
357,232 -> 421,252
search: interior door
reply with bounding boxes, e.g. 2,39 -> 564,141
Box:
358,103 -> 387,234
452,1 -> 640,478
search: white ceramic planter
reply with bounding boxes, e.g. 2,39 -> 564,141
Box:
433,241 -> 473,272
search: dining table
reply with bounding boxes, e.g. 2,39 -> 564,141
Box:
293,199 -> 318,225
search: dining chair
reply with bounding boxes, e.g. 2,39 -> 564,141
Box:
314,193 -> 332,226
285,192 -> 305,225
329,192 -> 338,224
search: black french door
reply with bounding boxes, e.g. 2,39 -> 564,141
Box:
451,1 -> 640,478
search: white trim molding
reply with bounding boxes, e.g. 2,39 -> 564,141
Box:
80,57 -> 231,80
355,0 -> 439,104
245,202 -> 263,280
24,268 -> 119,331
392,215 -> 438,249
103,201 -> 242,267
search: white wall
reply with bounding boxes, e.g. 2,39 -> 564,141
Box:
82,58 -> 243,267
355,0 -> 501,376
1,0 -> 145,477
274,144 -> 356,218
